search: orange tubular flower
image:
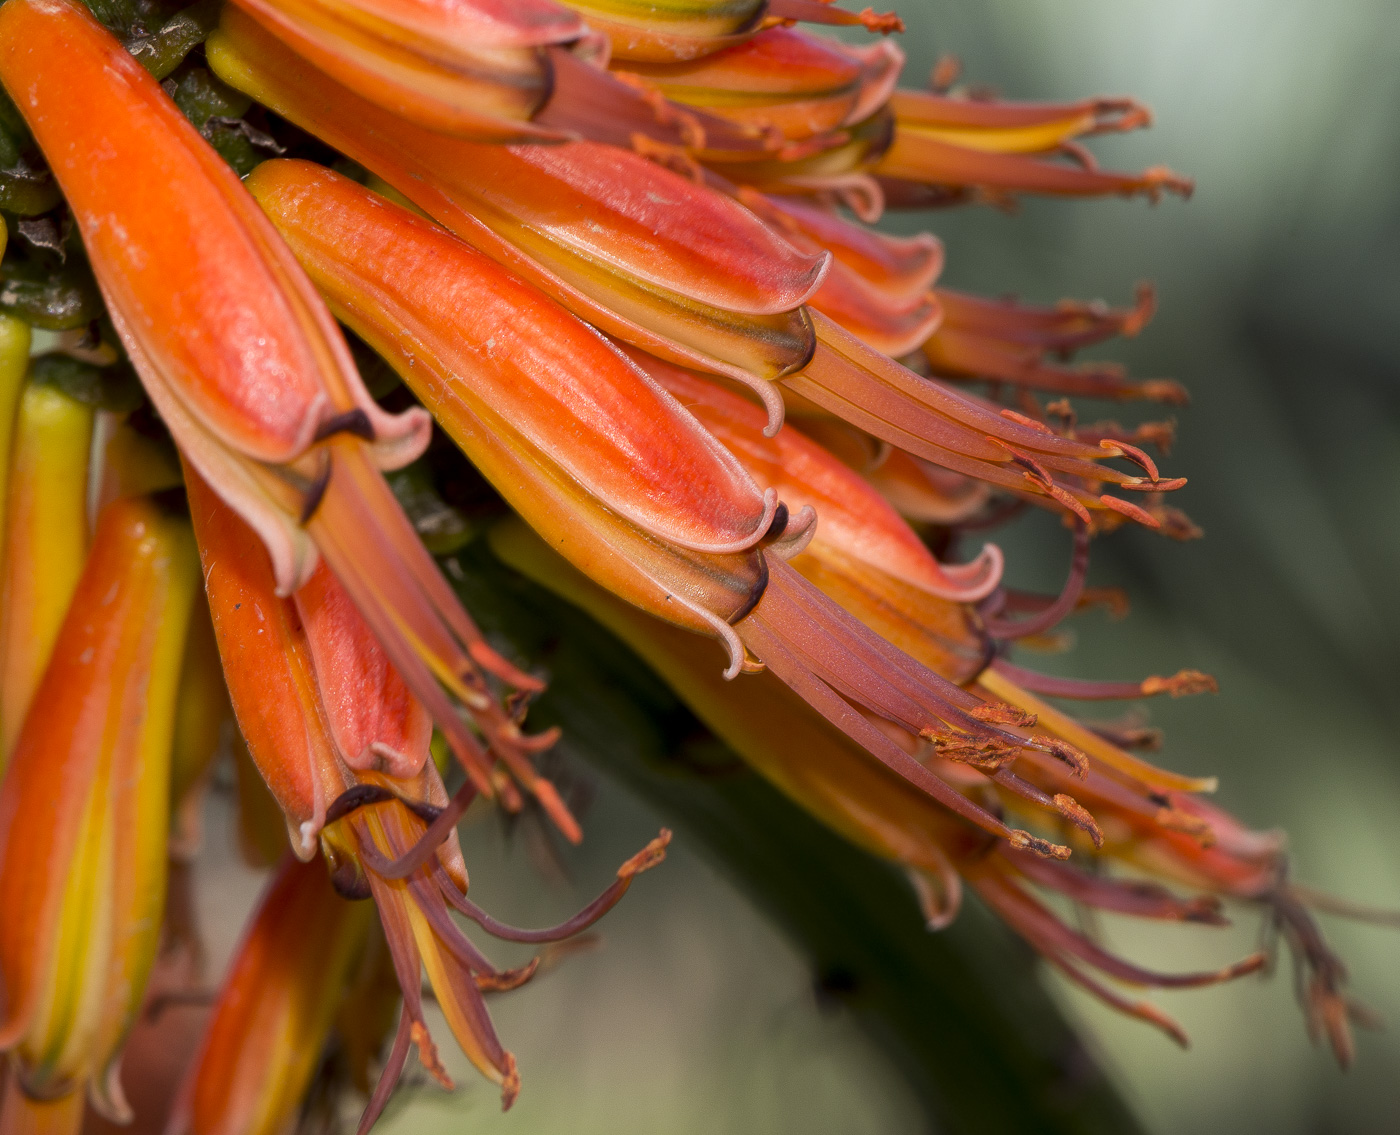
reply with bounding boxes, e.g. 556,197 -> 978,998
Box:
225,0 -> 598,140
558,0 -> 769,63
737,187 -> 944,355
168,856 -> 374,1135
249,158 -> 1132,862
875,87 -> 1194,205
635,371 -> 1370,1056
555,0 -> 900,65
186,464 -> 670,1123
926,284 -> 1190,405
0,495 -> 198,1131
613,26 -> 884,145
0,0 -> 1385,1117
0,0 -> 576,835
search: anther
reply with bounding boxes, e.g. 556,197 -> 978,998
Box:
1007,829 -> 1072,860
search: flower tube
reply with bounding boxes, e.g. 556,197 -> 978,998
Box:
0,0 -> 573,832
0,494 -> 198,1130
874,86 -> 1193,204
740,187 -> 944,353
226,0 -> 594,140
925,285 -> 1188,405
614,27 -> 869,143
167,856 -> 374,1135
556,0 -> 769,63
556,0 -> 900,66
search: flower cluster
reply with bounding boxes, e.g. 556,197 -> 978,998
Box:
0,0 -> 1386,1130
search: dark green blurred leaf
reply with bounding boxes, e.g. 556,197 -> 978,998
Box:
0,246 -> 102,329
0,89 -> 58,216
29,353 -> 144,412
79,0 -> 216,78
388,461 -> 474,555
130,0 -> 219,79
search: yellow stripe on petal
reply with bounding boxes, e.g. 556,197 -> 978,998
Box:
0,315 -> 32,536
0,380 -> 93,768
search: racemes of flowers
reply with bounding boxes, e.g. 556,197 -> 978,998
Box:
0,0 -> 1388,1131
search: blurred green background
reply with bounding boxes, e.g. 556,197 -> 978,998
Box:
197,0 -> 1400,1130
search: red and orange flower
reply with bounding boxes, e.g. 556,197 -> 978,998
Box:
0,0 -> 1386,1130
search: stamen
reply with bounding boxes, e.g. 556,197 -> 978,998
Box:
976,668 -> 1220,795
348,778 -> 478,881
1270,886 -> 1374,1068
1100,438 -> 1159,481
1141,670 -> 1219,697
987,765 -> 1103,846
435,831 -> 671,944
1287,884 -> 1400,929
1098,494 -> 1160,528
990,659 -> 1218,701
767,0 -> 905,33
476,959 -> 541,993
356,1004 -> 414,1135
981,520 -> 1088,639
741,607 -> 1050,850
1051,793 -> 1104,848
1050,956 -> 1190,1048
970,703 -> 1038,727
416,888 -> 502,972
1005,850 -> 1227,924
364,866 -> 453,1090
978,867 -> 1266,989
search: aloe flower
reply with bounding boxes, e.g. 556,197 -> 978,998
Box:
0,0 -> 1389,1129
0,494 -> 198,1127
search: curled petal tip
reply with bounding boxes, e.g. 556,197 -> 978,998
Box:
768,503 -> 817,559
1098,494 -> 1160,528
